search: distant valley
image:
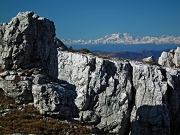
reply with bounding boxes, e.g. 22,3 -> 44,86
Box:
66,44 -> 180,61
94,50 -> 163,61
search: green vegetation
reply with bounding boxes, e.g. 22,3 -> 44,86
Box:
0,95 -> 91,135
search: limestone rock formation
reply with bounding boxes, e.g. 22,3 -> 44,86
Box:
58,51 -> 180,134
0,11 -> 58,77
32,82 -> 78,118
158,47 -> 180,67
1,11 -> 180,134
0,12 -> 77,118
142,55 -> 155,62
58,52 -> 132,134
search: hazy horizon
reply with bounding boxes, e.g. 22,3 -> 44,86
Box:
67,44 -> 180,52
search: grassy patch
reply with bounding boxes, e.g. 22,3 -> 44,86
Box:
13,76 -> 21,83
20,69 -> 31,74
0,66 -> 4,73
0,95 -> 92,135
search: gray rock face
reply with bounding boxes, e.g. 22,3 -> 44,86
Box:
0,11 -> 58,77
1,11 -> 180,135
0,70 -> 33,104
130,62 -> 170,135
142,55 -> 155,62
0,12 -> 76,119
158,47 -> 180,67
58,52 -> 132,134
58,51 -> 180,134
32,82 -> 78,118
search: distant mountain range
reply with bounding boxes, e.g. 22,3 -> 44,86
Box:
61,33 -> 180,45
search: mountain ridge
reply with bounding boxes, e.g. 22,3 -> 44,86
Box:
1,11 -> 180,134
61,33 -> 180,45
94,50 -> 163,61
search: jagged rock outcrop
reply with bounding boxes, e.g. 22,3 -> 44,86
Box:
142,55 -> 155,62
0,12 -> 77,118
58,52 -> 132,133
32,81 -> 78,118
0,11 -> 58,77
130,62 -> 170,135
58,51 -> 180,134
158,47 -> 180,67
1,11 -> 180,134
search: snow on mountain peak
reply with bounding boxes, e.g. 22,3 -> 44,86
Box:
61,33 -> 180,45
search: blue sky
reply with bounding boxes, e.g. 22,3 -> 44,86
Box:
1,0 -> 180,40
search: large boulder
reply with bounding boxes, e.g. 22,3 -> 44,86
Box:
32,82 -> 78,118
0,11 -> 58,77
158,47 -> 180,68
58,51 -> 133,134
142,55 -> 155,63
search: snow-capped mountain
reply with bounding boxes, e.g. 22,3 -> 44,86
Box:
61,33 -> 180,45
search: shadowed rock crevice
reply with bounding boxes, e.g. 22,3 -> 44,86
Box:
131,105 -> 170,135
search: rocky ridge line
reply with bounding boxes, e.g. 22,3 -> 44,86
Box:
0,12 -> 180,134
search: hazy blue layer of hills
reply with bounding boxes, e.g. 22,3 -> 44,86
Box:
67,44 -> 180,52
67,44 -> 180,61
94,50 -> 162,61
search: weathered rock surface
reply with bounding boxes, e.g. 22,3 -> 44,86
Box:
1,11 -> 180,135
32,82 -> 78,118
58,52 -> 132,134
142,55 -> 155,62
0,12 -> 77,119
130,62 -> 170,135
0,11 -> 58,77
158,47 -> 180,67
58,51 -> 180,134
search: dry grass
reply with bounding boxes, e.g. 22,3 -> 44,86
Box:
20,69 -> 31,74
0,94 -> 92,135
13,76 -> 21,83
91,53 -> 111,60
0,66 -> 4,73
